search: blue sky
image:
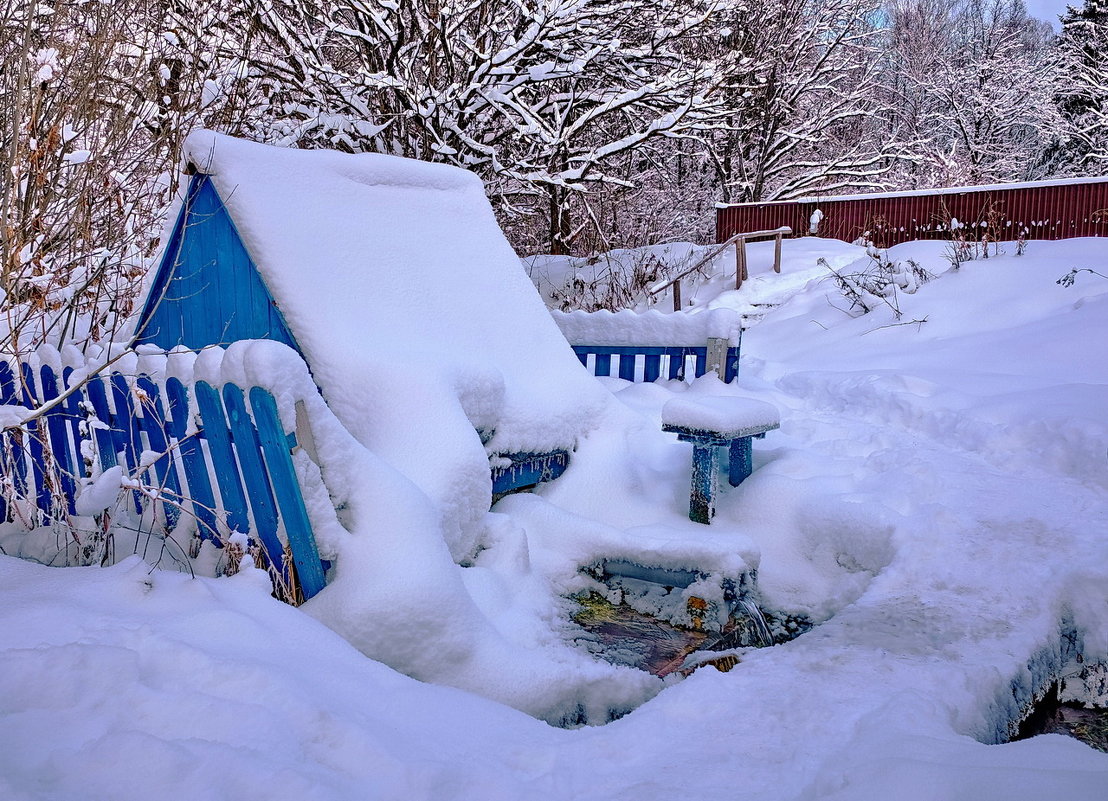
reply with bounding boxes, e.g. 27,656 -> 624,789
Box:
1026,0 -> 1073,26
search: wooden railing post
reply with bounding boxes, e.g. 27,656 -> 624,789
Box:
735,238 -> 747,289
647,226 -> 791,305
774,232 -> 782,273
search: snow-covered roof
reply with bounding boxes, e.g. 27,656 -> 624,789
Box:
180,131 -> 607,557
715,175 -> 1108,208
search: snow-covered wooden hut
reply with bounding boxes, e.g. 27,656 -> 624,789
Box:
134,131 -> 608,560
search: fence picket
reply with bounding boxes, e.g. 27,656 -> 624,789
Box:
618,354 -> 636,381
135,376 -> 183,529
193,381 -> 251,536
250,387 -> 326,599
20,363 -> 49,518
39,366 -> 78,515
60,368 -> 88,475
0,364 -> 10,522
164,378 -> 220,541
84,376 -> 120,472
222,384 -> 284,580
109,373 -> 144,512
2,356 -> 325,602
667,348 -> 684,380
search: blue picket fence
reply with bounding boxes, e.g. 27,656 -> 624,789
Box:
571,345 -> 740,383
0,362 -> 326,600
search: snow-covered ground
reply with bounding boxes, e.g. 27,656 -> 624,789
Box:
3,236 -> 1108,799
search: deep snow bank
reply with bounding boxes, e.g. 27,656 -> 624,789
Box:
4,235 -> 1108,800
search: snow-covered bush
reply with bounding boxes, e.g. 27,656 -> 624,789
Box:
820,247 -> 933,318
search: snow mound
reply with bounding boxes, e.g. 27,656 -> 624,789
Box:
179,130 -> 609,560
552,308 -> 742,346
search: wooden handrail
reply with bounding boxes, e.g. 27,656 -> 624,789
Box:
648,226 -> 792,311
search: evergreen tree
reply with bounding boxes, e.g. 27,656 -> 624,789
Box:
1053,0 -> 1108,170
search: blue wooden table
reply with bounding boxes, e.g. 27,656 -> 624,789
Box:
662,397 -> 780,524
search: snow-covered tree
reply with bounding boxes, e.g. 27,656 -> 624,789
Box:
182,0 -> 721,253
1051,0 -> 1108,169
884,0 -> 1061,186
700,0 -> 904,204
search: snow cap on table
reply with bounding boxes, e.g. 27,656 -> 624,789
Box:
662,395 -> 780,436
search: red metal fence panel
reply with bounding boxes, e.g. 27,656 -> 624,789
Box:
716,178 -> 1108,246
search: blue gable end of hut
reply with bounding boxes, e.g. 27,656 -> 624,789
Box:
134,174 -> 298,352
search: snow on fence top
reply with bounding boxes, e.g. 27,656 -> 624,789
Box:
550,309 -> 742,347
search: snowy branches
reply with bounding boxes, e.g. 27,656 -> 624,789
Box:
705,0 -> 905,204
0,0 -> 219,352
2,0 -> 1104,291
884,0 -> 1062,187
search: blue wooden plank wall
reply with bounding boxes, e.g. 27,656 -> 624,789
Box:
0,363 -> 327,601
491,450 -> 570,501
134,175 -> 299,352
571,345 -> 740,383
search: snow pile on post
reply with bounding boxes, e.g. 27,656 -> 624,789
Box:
178,131 -> 608,559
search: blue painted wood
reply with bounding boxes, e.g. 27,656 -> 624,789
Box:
491,450 -> 570,499
0,362 -> 14,520
725,346 -> 740,383
134,175 -> 298,353
39,366 -> 78,515
20,363 -> 49,517
84,376 -> 120,472
729,438 -> 753,487
0,362 -> 14,402
193,381 -> 250,535
694,351 -> 707,377
135,376 -> 183,529
570,343 -> 741,384
0,362 -> 28,511
60,368 -> 87,474
109,373 -> 144,512
665,420 -> 775,523
222,384 -> 284,578
249,387 -> 326,598
617,353 -> 636,381
164,378 -> 220,541
573,345 -> 685,356
690,442 -> 717,524
668,349 -> 685,380
601,559 -> 702,589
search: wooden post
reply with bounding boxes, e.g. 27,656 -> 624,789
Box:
705,337 -> 727,381
774,232 -> 782,273
673,279 -> 682,311
294,399 -> 320,464
735,238 -> 748,289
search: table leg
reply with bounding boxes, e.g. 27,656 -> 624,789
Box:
728,437 -> 753,487
690,443 -> 718,523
